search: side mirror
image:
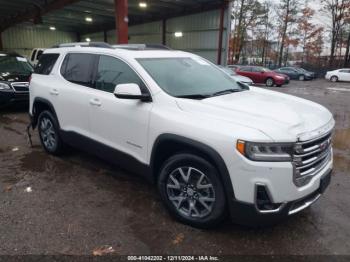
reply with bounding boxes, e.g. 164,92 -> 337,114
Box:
114,83 -> 151,102
238,81 -> 250,90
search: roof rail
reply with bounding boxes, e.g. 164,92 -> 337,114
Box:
113,44 -> 172,50
51,42 -> 113,49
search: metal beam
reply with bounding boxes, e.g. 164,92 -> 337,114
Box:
0,32 -> 3,51
114,0 -> 128,44
217,2 -> 227,65
162,19 -> 166,45
0,0 -> 82,31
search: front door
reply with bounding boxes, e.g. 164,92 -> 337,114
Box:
88,54 -> 153,164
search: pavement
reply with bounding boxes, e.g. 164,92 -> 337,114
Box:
0,79 -> 349,255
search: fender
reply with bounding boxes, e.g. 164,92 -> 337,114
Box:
150,134 -> 235,201
31,97 -> 59,129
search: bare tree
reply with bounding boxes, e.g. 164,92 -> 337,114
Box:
231,0 -> 265,63
321,0 -> 350,66
297,5 -> 325,64
276,0 -> 300,67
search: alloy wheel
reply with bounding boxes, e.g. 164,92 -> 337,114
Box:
266,79 -> 274,87
40,117 -> 57,151
166,167 -> 216,218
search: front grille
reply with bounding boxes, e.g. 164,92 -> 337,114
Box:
11,82 -> 29,93
293,131 -> 333,187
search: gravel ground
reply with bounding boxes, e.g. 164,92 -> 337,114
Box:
0,79 -> 349,255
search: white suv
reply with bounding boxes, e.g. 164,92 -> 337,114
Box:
29,43 -> 334,228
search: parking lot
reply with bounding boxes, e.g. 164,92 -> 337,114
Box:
0,79 -> 349,255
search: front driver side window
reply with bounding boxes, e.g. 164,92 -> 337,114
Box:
95,55 -> 146,93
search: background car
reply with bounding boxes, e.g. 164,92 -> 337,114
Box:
274,67 -> 315,81
325,68 -> 350,82
29,48 -> 45,66
218,66 -> 254,85
236,66 -> 289,87
0,51 -> 33,107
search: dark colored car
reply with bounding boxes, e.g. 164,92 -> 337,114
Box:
0,52 -> 33,107
274,67 -> 315,81
236,66 -> 289,87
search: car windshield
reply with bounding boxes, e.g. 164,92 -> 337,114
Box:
0,55 -> 33,75
137,57 -> 242,98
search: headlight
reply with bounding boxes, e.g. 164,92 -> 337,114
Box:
0,82 -> 12,91
236,140 -> 294,162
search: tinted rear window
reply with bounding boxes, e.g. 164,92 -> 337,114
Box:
34,53 -> 60,75
60,53 -> 97,87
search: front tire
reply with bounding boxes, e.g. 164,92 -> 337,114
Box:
265,78 -> 275,87
38,110 -> 65,155
330,76 -> 338,82
157,153 -> 226,228
299,75 -> 305,81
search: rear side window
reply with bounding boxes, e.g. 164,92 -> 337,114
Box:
252,67 -> 263,73
61,53 -> 97,87
34,53 -> 59,75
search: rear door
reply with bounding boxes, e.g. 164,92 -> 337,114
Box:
251,67 -> 265,83
56,52 -> 98,137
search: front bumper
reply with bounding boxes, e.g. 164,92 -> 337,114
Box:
0,91 -> 29,106
275,78 -> 289,85
229,170 -> 332,227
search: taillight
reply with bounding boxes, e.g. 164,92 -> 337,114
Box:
29,75 -> 32,84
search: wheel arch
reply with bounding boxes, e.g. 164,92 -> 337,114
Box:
150,134 -> 235,200
32,98 -> 59,129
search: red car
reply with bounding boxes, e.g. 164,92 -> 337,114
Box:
236,66 -> 290,87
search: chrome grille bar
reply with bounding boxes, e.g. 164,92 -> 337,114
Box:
293,130 -> 333,187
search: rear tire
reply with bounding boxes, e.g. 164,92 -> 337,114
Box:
38,110 -> 65,155
265,78 -> 275,87
330,76 -> 338,82
157,153 -> 226,228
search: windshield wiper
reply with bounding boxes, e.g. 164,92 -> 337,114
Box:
176,94 -> 210,100
210,89 -> 243,97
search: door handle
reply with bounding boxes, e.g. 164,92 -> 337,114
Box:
50,89 -> 59,96
89,98 -> 102,107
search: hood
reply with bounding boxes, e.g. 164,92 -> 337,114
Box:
0,72 -> 31,82
176,87 -> 333,141
276,73 -> 289,78
267,71 -> 288,78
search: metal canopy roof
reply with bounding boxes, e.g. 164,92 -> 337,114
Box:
0,0 -> 225,34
